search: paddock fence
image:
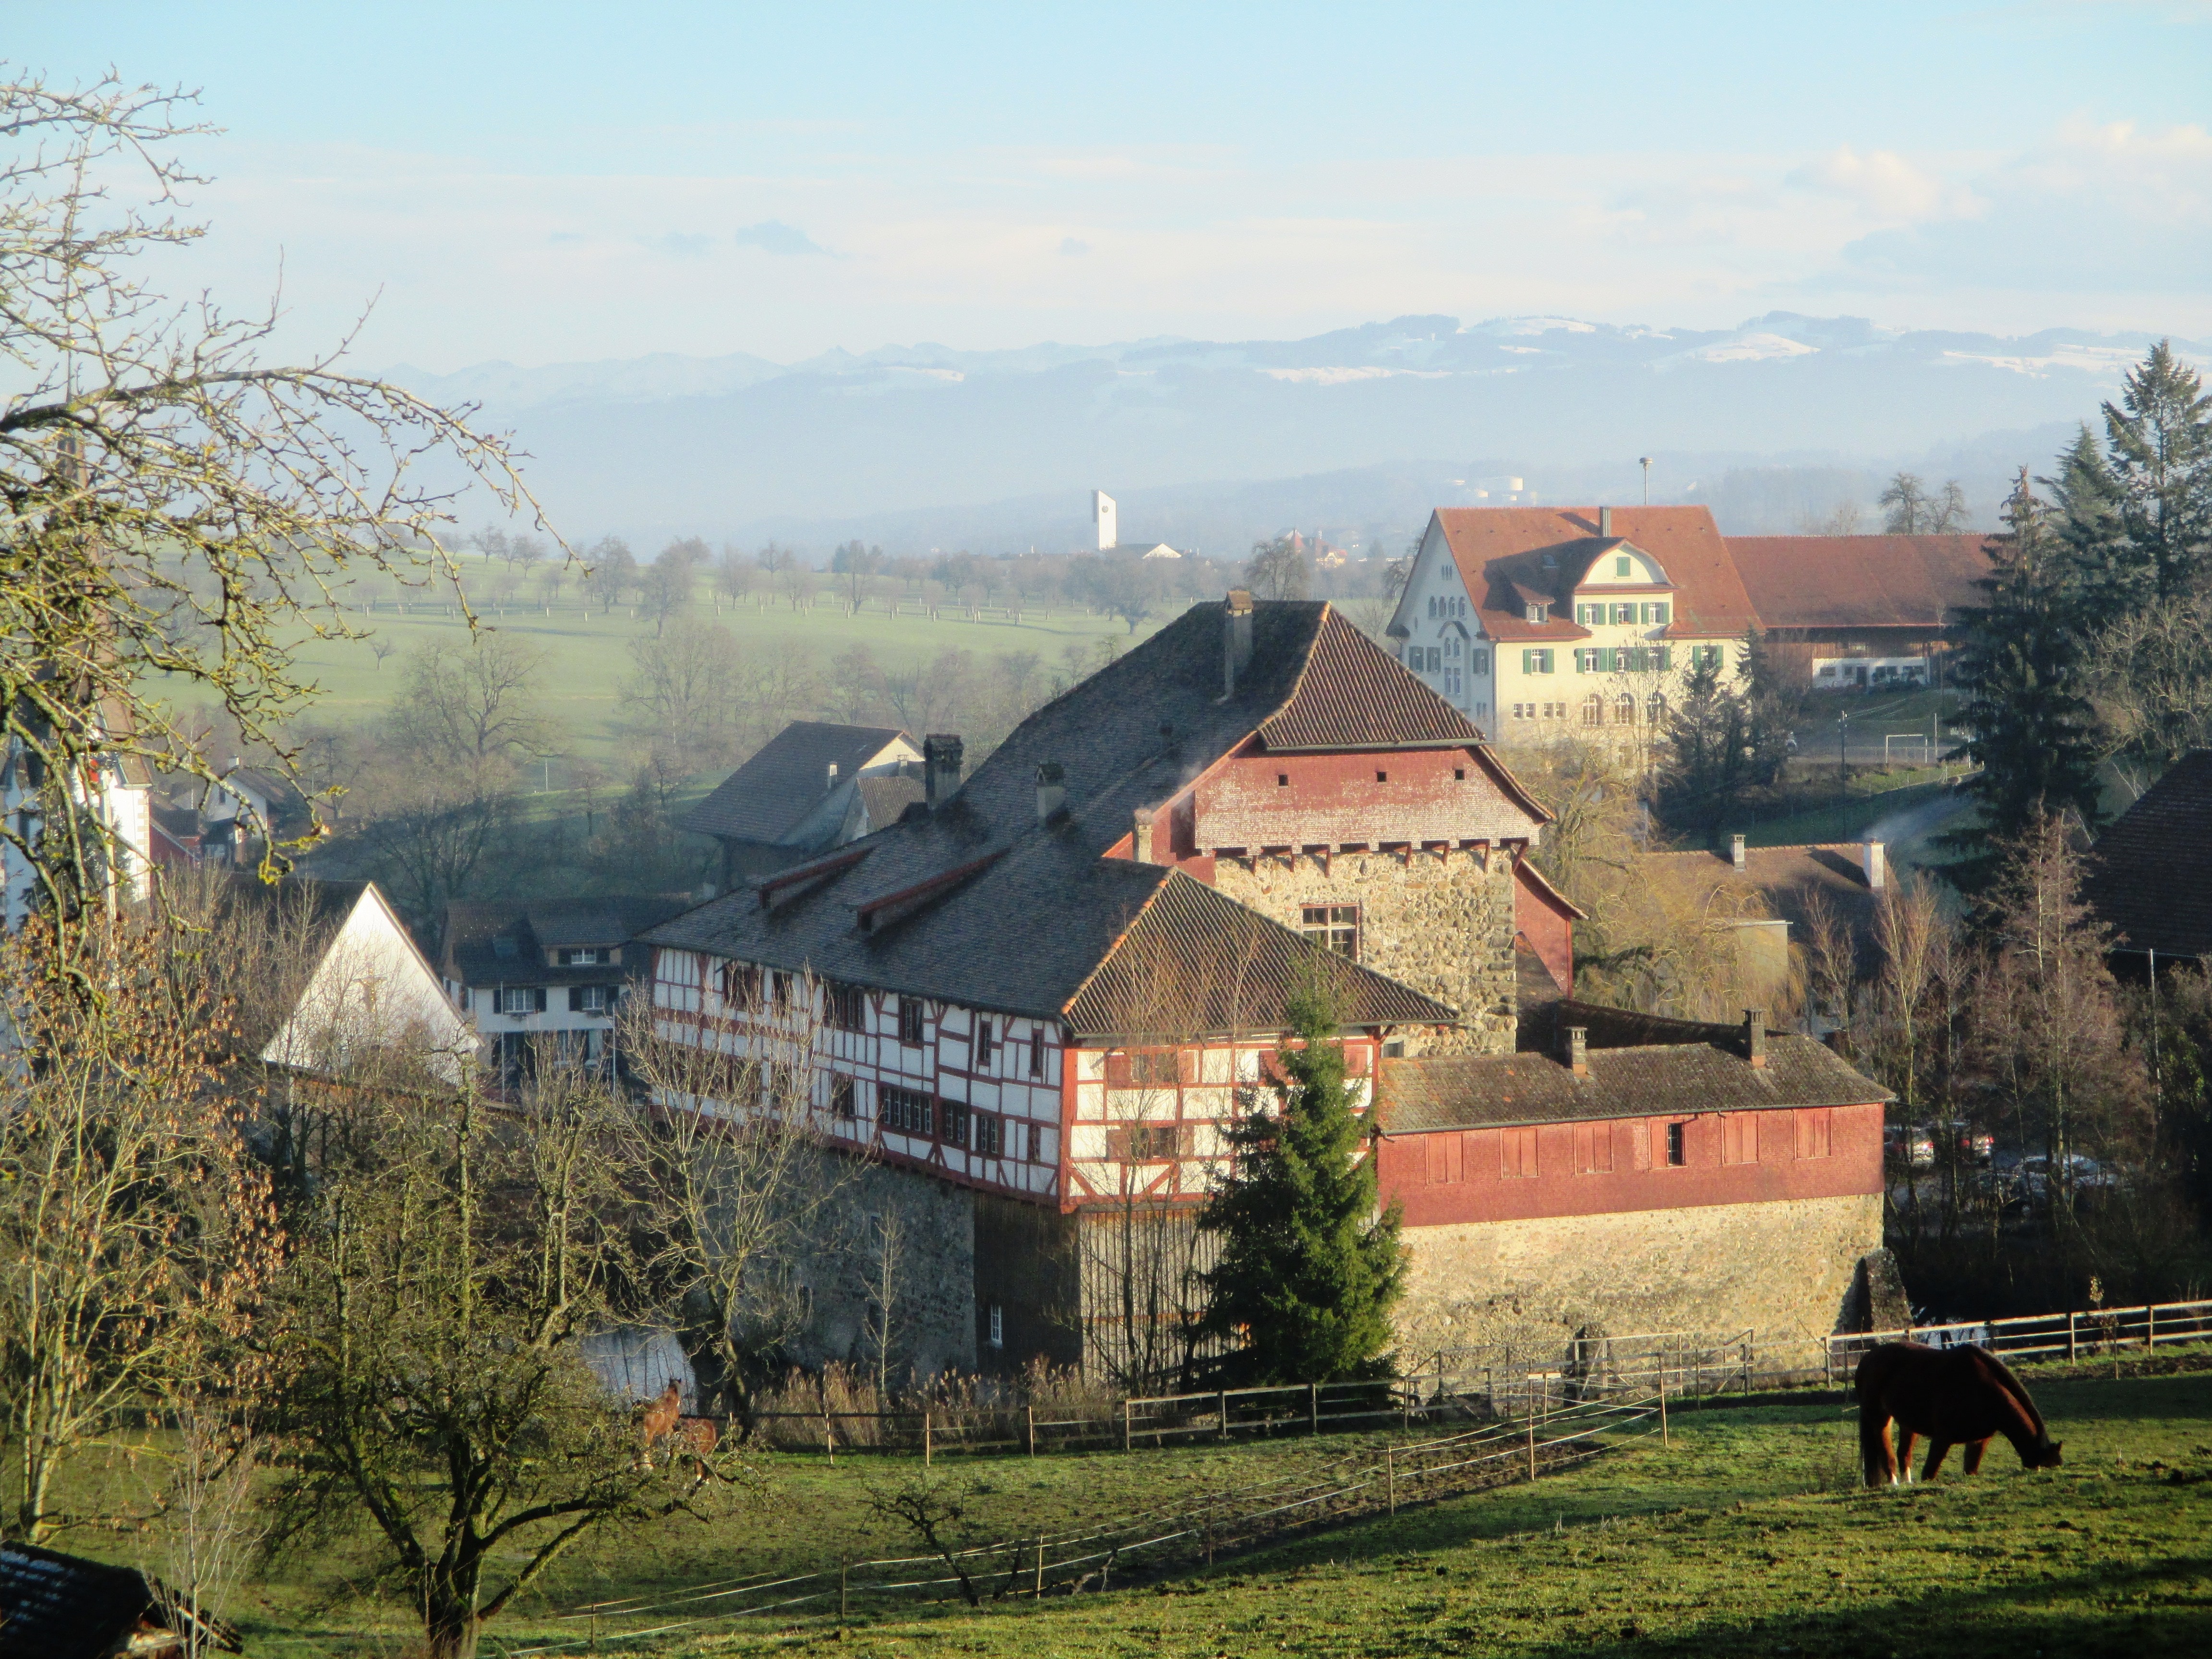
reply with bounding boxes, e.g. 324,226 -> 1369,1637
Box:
517,1386 -> 1666,1653
1824,1296 -> 2212,1384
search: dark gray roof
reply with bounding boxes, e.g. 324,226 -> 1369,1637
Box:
1383,1020 -> 1889,1134
444,895 -> 688,986
2083,749 -> 2212,960
856,772 -> 927,832
0,1541 -> 239,1657
643,600 -> 1517,1030
682,722 -> 914,843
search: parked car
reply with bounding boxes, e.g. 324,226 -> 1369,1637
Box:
1885,1124 -> 1936,1168
1933,1120 -> 1995,1164
2014,1154 -> 2110,1199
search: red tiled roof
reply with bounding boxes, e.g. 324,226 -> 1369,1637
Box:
1257,606 -> 1488,752
1434,506 -> 1758,644
1725,534 -> 1995,631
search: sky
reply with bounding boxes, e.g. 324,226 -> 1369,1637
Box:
12,1 -> 2212,371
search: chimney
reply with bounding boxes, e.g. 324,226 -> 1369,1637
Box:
923,734 -> 963,811
1223,589 -> 1255,697
1564,1025 -> 1589,1076
1035,761 -> 1066,824
1132,805 -> 1156,865
1863,840 -> 1887,892
1599,505 -> 1613,537
825,761 -> 840,794
1745,1008 -> 1767,1069
1730,833 -> 1746,871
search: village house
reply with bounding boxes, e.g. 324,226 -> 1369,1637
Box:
2081,748 -> 2212,974
1389,505 -> 1758,743
441,894 -> 686,1079
683,721 -> 925,888
1376,999 -> 1891,1368
641,594 -> 1560,1377
1724,531 -> 1991,694
0,697 -> 156,929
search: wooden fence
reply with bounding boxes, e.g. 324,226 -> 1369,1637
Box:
1824,1296 -> 2212,1383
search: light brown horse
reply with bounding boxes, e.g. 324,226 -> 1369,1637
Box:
1856,1342 -> 2062,1486
637,1382 -> 719,1467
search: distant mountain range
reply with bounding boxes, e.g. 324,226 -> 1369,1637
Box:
387,313 -> 2203,553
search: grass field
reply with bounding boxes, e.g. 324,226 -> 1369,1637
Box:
190,1358 -> 2212,1656
276,583 -> 1183,766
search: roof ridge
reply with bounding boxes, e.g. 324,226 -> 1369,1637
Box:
1055,862 -> 1180,1019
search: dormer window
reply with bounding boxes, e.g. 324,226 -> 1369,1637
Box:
1524,602 -> 1548,624
1615,555 -> 1632,577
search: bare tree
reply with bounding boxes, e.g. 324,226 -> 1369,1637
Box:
391,636 -> 553,769
619,618 -> 741,774
367,637 -> 397,672
861,1208 -> 906,1402
0,73 -> 553,940
0,918 -> 278,1542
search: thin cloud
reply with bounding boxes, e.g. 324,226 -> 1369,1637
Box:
734,220 -> 833,256
1059,237 -> 1092,257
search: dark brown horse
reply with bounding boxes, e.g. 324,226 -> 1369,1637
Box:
1856,1342 -> 2062,1486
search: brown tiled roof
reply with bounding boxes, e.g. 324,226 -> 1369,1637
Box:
1064,869 -> 1456,1036
1258,606 -> 1488,752
645,599 -> 1543,1027
1433,506 -> 1758,644
1637,842 -> 1886,974
681,722 -> 914,843
1726,534 -> 1995,631
2083,749 -> 2212,960
1382,1013 -> 1888,1134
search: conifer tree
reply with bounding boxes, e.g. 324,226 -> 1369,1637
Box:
1949,470 -> 2104,873
1198,983 -> 1403,1384
2044,422 -> 2131,626
2103,340 -> 2212,601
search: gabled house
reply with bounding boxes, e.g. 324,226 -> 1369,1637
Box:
1378,998 -> 1891,1365
1390,505 -> 1759,741
683,722 -> 926,887
641,593 -> 1559,1377
189,873 -> 479,1082
1724,531 -> 1992,692
2082,749 -> 2212,971
442,894 -> 687,1079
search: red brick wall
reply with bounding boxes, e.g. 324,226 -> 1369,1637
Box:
1187,741 -> 1537,854
1377,1100 -> 1883,1228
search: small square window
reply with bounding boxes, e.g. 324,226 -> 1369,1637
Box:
1277,773 -> 1289,787
1454,768 -> 1466,781
1300,904 -> 1359,958
1375,769 -> 1388,783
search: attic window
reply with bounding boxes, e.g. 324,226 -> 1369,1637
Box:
1375,769 -> 1388,783
1524,602 -> 1548,624
1616,555 -> 1632,577
1277,773 -> 1289,787
1455,768 -> 1467,781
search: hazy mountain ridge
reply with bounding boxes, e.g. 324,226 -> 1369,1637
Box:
384,313 -> 2203,548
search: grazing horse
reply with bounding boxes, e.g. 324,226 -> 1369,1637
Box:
1855,1342 -> 2062,1486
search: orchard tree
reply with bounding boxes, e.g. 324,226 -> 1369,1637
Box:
0,72 -> 551,942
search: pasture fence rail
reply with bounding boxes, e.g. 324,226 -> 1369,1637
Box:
1824,1295 -> 2212,1384
515,1388 -> 1664,1654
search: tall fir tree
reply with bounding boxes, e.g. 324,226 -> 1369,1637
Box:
1198,983 -> 1403,1384
1948,469 -> 2104,876
2103,340 -> 2212,602
2044,422 -> 2131,627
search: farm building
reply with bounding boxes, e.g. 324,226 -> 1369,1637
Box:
1378,1000 -> 1890,1369
640,593 -> 1892,1382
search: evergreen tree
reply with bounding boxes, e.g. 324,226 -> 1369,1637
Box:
1198,983 -> 1403,1384
1949,470 -> 2104,873
2044,422 -> 2131,627
2103,340 -> 2212,602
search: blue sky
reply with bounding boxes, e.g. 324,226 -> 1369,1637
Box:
16,2 -> 2211,368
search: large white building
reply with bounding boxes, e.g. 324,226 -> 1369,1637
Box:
1388,505 -> 1759,743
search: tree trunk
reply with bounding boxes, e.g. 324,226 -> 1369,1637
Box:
423,1582 -> 482,1659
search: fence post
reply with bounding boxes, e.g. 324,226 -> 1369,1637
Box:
2147,1304 -> 2156,1352
825,1409 -> 836,1467
1527,1404 -> 1538,1482
1034,1535 -> 1045,1598
1659,1377 -> 1669,1448
1386,1444 -> 1396,1515
924,1410 -> 932,1467
2068,1310 -> 2077,1361
1218,1390 -> 1229,1443
1122,1398 -> 1132,1451
1309,1382 -> 1319,1436
1027,1403 -> 1036,1459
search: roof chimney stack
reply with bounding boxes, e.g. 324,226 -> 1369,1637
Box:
923,734 -> 964,811
1035,762 -> 1066,825
1599,505 -> 1613,537
1131,805 -> 1156,865
1745,1007 -> 1767,1069
825,761 -> 840,794
1730,833 -> 1746,871
1863,840 -> 1887,891
1223,589 -> 1255,697
1565,1024 -> 1589,1076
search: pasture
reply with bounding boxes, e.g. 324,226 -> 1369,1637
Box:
204,1358 -> 2211,1656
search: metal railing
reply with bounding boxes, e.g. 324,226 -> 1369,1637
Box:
1825,1297 -> 2212,1383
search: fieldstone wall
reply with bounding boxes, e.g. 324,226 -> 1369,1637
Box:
1214,845 -> 1517,1054
1395,1191 -> 1884,1371
786,1158 -> 979,1382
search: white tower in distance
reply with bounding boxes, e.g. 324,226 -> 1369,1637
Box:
1092,490 -> 1118,552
